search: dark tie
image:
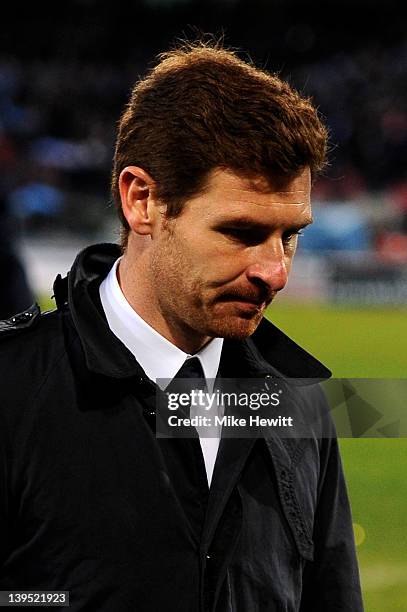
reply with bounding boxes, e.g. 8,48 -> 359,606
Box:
160,358 -> 210,533
166,357 -> 208,419
173,357 -> 207,385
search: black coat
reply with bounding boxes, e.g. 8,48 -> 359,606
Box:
0,244 -> 363,611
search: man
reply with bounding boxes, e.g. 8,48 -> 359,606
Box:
0,42 -> 363,611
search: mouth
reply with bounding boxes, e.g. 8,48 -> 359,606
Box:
219,293 -> 273,308
218,295 -> 270,315
232,298 -> 264,307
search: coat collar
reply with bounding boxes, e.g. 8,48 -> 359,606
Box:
56,243 -> 331,382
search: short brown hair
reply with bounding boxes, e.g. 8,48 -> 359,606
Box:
112,41 -> 328,247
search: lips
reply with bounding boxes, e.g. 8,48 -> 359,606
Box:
219,292 -> 273,307
233,297 -> 264,306
247,297 -> 266,305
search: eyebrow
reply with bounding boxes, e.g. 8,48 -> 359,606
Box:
213,216 -> 314,231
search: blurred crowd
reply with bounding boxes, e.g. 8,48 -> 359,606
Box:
1,40 -> 406,240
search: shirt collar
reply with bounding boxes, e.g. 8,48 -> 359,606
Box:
99,257 -> 223,390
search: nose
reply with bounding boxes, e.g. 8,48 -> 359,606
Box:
245,251 -> 288,293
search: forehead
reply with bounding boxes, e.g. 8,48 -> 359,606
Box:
190,167 -> 312,224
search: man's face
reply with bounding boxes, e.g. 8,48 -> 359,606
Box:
148,167 -> 312,346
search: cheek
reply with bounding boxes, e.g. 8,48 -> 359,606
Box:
165,237 -> 207,289
169,231 -> 245,288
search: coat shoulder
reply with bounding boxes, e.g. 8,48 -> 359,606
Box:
0,303 -> 63,352
0,305 -> 67,405
0,303 -> 42,339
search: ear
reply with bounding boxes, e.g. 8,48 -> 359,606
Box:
119,166 -> 159,236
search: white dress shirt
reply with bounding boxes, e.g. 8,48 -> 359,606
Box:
99,257 -> 223,486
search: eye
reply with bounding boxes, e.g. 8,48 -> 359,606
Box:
221,227 -> 265,246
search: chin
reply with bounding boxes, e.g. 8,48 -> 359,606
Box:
208,315 -> 263,339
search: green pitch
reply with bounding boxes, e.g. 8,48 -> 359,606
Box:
267,300 -> 407,612
266,300 -> 407,378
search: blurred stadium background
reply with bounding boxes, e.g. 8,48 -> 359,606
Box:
1,1 -> 406,609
